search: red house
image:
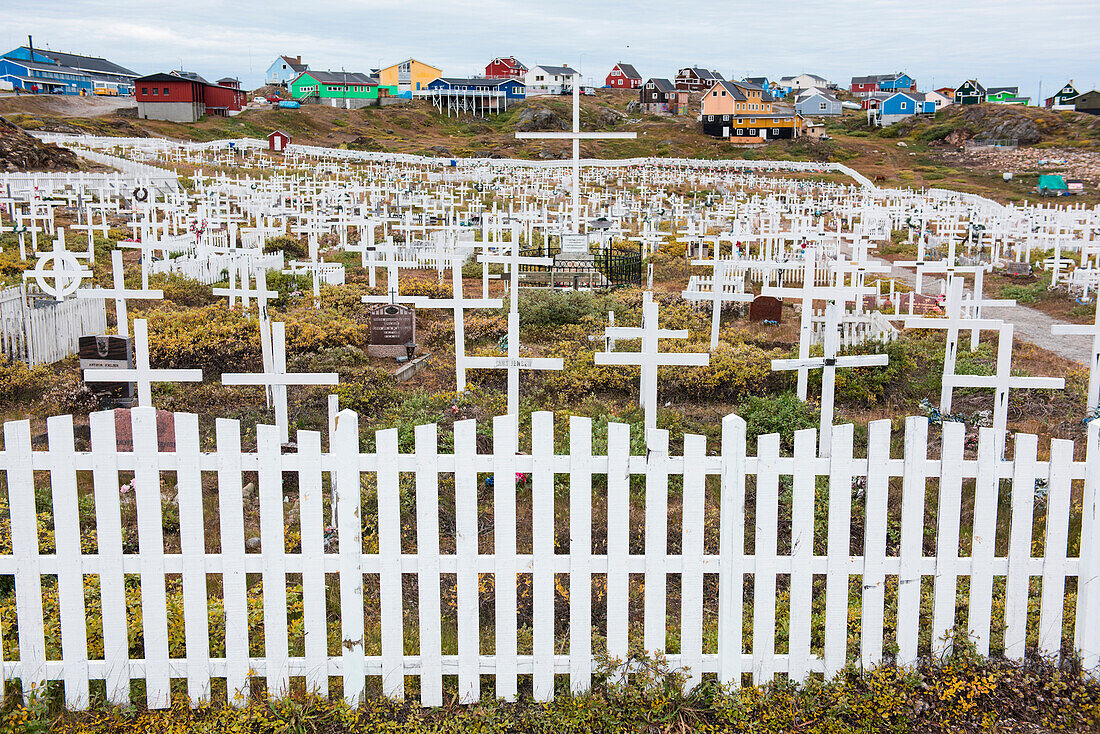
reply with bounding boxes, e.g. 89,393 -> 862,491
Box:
606,63 -> 641,89
485,56 -> 527,79
135,72 -> 245,123
268,130 -> 291,152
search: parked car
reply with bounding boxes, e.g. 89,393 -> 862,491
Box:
265,95 -> 283,103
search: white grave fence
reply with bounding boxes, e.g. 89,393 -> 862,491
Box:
0,285 -> 107,366
0,408 -> 1096,710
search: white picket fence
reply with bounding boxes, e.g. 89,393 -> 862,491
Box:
811,308 -> 899,348
0,408 -> 1097,710
0,285 -> 107,366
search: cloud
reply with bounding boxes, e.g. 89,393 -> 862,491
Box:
4,0 -> 1097,101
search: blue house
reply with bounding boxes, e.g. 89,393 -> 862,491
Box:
878,73 -> 915,92
266,55 -> 307,87
1,46 -> 137,95
869,92 -> 935,126
422,77 -> 525,116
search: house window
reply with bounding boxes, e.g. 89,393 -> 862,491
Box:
772,128 -> 780,135
819,102 -> 827,110
164,88 -> 169,95
900,102 -> 908,109
750,118 -> 755,123
152,88 -> 158,95
737,118 -> 743,124
142,87 -> 148,95
736,128 -> 743,135
723,115 -> 729,121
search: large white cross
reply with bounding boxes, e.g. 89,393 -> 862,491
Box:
595,290 -> 710,435
515,72 -> 636,234
77,249 -> 163,338
904,277 -> 1004,413
951,322 -> 1064,457
771,301 -> 889,457
83,318 -> 203,407
682,259 -> 754,350
222,321 -> 339,444
413,254 -> 503,391
1052,300 -> 1100,412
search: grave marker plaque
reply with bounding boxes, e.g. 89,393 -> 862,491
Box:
749,295 -> 782,323
79,334 -> 134,406
368,304 -> 416,358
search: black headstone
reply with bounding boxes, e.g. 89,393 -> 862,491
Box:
79,334 -> 134,406
749,296 -> 782,323
368,304 -> 416,358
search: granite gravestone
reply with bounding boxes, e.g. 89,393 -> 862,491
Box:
79,334 -> 134,406
749,295 -> 782,323
368,304 -> 416,358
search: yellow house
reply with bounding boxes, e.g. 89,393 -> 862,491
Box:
378,59 -> 442,95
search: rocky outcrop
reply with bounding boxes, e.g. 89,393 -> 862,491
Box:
514,107 -> 567,131
0,116 -> 79,171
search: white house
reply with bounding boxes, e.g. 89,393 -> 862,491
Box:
524,64 -> 578,96
266,55 -> 308,87
924,89 -> 953,111
780,73 -> 832,93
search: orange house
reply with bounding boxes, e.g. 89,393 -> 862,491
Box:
700,80 -> 803,141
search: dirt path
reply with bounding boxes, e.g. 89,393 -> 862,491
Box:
874,258 -> 1093,365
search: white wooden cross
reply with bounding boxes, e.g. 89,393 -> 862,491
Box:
904,277 -> 1004,413
83,318 -> 203,407
771,301 -> 889,457
77,250 -> 163,338
1052,300 -> 1100,412
951,322 -> 1064,457
413,254 -> 503,391
595,290 -> 710,435
762,252 -> 875,401
515,73 -> 636,233
214,256 -> 278,312
222,321 -> 339,444
24,231 -> 91,300
682,259 -> 754,350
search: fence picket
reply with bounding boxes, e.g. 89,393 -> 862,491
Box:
1005,433 -> 1038,660
215,418 -> 250,703
453,419 -> 480,703
569,416 -> 592,693
376,426 -> 403,698
860,420 -> 890,669
823,423 -> 853,677
335,410 -> 365,704
131,407 -> 171,708
680,433 -> 706,691
644,429 -> 670,654
1038,439 -> 1073,656
896,416 -> 928,666
89,411 -> 129,704
415,423 -> 443,706
1078,421 -> 1100,669
605,422 -> 631,670
530,412 -> 555,699
258,424 -> 290,697
296,430 -> 328,696
931,421 -> 964,655
493,415 -> 518,700
47,415 -> 89,709
174,412 -> 211,703
752,433 -> 780,683
717,415 -> 747,684
968,427 -> 999,656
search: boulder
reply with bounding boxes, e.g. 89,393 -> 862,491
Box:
0,117 -> 79,172
514,107 -> 567,132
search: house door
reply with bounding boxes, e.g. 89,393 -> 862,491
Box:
759,129 -> 767,140
274,137 -> 283,151
722,126 -> 729,137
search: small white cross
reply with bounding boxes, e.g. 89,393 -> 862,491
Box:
951,322 -> 1064,458
682,260 -> 754,350
771,301 -> 889,457
222,321 -> 339,444
77,249 -> 163,338
595,290 -> 710,435
83,319 -> 203,407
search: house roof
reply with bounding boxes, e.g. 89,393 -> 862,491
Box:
959,80 -> 987,93
742,76 -> 768,86
431,77 -> 523,87
302,70 -> 376,85
278,56 -> 307,73
532,65 -> 578,76
614,63 -> 641,79
170,70 -> 212,84
987,86 -> 1019,95
217,77 -> 240,84
709,80 -> 774,102
851,74 -> 889,85
646,78 -> 676,93
489,57 -> 527,70
681,67 -> 723,81
798,90 -> 839,104
9,46 -> 136,77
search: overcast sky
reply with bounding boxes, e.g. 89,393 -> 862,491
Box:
6,0 -> 1099,103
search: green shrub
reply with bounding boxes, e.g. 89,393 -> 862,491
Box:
738,392 -> 818,448
148,273 -> 215,308
264,235 -> 306,259
336,367 -> 399,419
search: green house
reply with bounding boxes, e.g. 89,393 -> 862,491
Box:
289,70 -> 396,108
986,86 -> 1030,105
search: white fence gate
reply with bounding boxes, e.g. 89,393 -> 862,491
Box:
0,285 -> 107,366
0,408 -> 1097,710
